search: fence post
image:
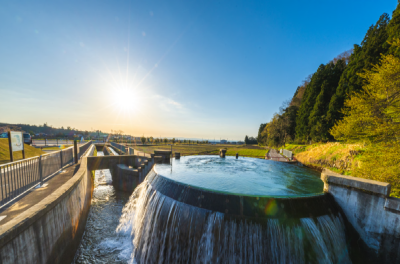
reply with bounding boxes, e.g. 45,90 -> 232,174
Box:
39,155 -> 43,186
74,140 -> 78,164
45,138 -> 47,146
60,149 -> 63,169
8,131 -> 13,162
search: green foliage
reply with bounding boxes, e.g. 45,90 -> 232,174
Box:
257,123 -> 267,145
331,39 -> 400,197
259,5 -> 400,147
296,60 -> 346,141
326,13 -> 391,127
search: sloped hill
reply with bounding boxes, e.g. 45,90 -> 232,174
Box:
0,138 -> 45,164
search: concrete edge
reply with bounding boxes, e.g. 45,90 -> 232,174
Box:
116,164 -> 139,174
384,197 -> 400,212
0,145 -> 96,248
321,169 -> 391,197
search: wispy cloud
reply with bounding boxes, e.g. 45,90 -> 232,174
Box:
153,94 -> 185,112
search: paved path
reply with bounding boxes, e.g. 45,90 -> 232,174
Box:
266,149 -> 288,162
0,162 -> 80,225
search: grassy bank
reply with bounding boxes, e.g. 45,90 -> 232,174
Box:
283,142 -> 400,197
131,144 -> 268,158
0,139 -> 45,164
284,142 -> 364,175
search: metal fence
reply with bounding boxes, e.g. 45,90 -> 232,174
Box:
32,139 -> 74,146
0,144 -> 85,208
79,141 -> 93,159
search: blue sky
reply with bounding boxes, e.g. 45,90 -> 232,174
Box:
0,0 -> 398,140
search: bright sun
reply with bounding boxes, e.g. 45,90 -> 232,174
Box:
112,88 -> 138,112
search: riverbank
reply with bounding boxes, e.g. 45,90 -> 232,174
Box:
284,142 -> 400,197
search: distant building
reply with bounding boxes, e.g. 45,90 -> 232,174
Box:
220,139 -> 227,144
237,141 -> 244,144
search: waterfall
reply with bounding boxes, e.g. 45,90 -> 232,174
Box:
118,179 -> 352,264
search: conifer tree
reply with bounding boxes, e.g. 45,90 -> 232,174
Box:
326,14 -> 390,127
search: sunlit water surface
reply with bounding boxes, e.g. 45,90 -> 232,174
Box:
155,155 -> 323,197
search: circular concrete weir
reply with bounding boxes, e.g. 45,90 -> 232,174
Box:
125,155 -> 353,263
150,155 -> 335,219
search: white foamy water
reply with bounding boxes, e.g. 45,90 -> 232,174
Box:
117,178 -> 352,264
73,151 -> 133,264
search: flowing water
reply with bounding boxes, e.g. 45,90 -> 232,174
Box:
73,151 -> 132,264
117,179 -> 352,263
74,154 -> 353,263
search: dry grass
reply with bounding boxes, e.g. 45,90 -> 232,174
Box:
287,142 -> 364,175
131,144 -> 268,158
0,138 -> 46,164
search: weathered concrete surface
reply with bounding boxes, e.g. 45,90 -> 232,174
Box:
322,171 -> 391,196
115,164 -> 140,193
153,150 -> 171,161
219,149 -> 226,158
87,155 -> 154,193
0,145 -> 96,264
103,146 -> 114,156
322,169 -> 400,263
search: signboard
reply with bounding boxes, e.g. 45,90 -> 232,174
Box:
10,131 -> 23,152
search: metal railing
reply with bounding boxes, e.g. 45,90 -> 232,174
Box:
79,141 -> 93,159
0,146 -> 76,208
32,139 -> 74,146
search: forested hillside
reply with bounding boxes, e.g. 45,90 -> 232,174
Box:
259,3 -> 400,147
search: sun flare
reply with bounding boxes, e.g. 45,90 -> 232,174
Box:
112,88 -> 138,112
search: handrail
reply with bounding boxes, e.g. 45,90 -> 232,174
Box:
0,145 -> 78,208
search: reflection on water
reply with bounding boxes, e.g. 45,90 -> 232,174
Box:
72,152 -> 132,264
155,155 -> 323,197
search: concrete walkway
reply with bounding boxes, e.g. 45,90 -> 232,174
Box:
266,149 -> 288,162
0,162 -> 80,225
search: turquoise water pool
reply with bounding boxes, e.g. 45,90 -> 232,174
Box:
154,155 -> 324,197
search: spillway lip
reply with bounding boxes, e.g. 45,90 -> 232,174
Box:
154,155 -> 324,198
154,167 -> 324,199
146,168 -> 338,219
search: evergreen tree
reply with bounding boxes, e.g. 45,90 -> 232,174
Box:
326,13 -> 390,127
386,2 -> 400,56
308,59 -> 346,141
244,135 -> 249,145
257,123 -> 267,144
296,64 -> 329,141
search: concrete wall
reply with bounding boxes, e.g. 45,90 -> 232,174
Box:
0,145 -> 96,264
87,155 -> 154,193
322,170 -> 400,263
102,145 -> 113,156
115,165 -> 140,192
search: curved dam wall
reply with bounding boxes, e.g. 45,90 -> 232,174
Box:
118,168 -> 355,263
0,145 -> 96,264
322,169 -> 400,263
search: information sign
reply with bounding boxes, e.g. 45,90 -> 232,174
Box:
10,131 -> 23,152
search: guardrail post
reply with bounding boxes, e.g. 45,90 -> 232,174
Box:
74,140 -> 78,164
39,155 -> 43,185
60,150 -> 63,169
